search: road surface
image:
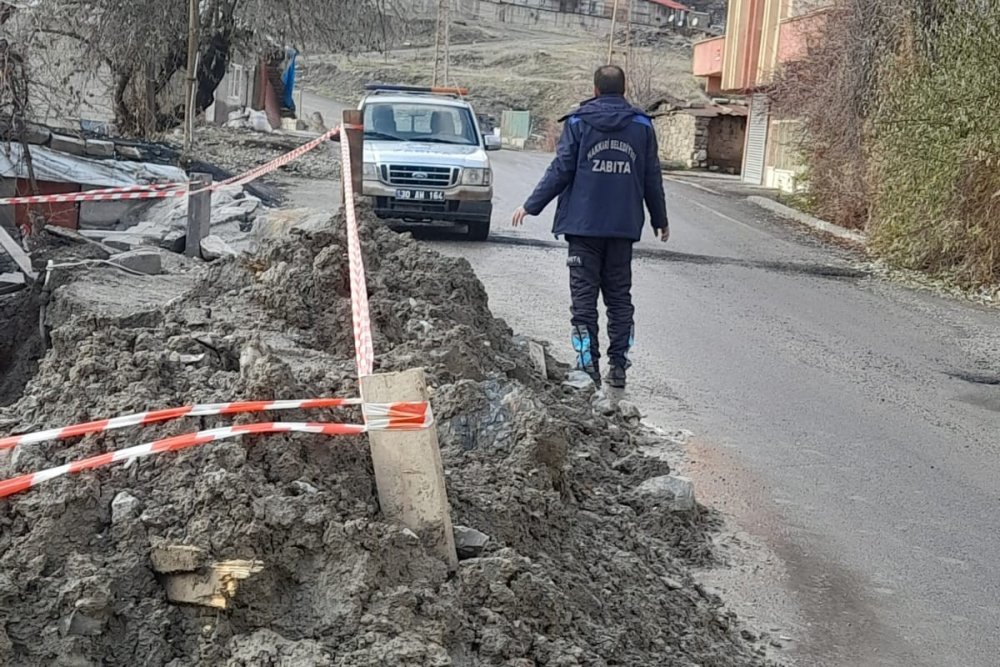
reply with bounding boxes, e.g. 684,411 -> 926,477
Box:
424,150 -> 1000,666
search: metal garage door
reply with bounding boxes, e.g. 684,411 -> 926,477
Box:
742,93 -> 769,185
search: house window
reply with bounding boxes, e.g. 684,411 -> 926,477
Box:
228,64 -> 245,101
767,119 -> 805,171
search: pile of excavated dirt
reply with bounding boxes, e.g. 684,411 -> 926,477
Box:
181,126 -> 341,184
0,209 -> 771,666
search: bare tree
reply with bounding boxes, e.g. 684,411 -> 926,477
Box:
16,0 -> 397,136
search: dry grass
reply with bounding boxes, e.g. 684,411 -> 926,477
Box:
301,24 -> 704,142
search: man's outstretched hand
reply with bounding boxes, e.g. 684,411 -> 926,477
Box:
512,206 -> 529,227
655,226 -> 670,243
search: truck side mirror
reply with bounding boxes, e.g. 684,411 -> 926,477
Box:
483,133 -> 501,151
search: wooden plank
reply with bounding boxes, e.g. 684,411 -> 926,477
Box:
361,369 -> 458,569
0,225 -> 36,280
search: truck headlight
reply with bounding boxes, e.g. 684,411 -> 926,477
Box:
362,162 -> 379,181
462,168 -> 492,186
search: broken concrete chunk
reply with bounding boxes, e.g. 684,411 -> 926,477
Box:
0,272 -> 26,295
50,134 -> 87,156
200,235 -> 238,261
150,544 -> 209,574
110,491 -> 140,524
110,249 -> 162,275
160,229 -> 187,254
563,370 -> 596,391
634,475 -> 696,512
528,341 -> 547,378
85,139 -> 115,157
591,391 -> 616,415
163,560 -> 264,609
617,400 -> 642,421
117,146 -> 142,160
453,525 -> 490,559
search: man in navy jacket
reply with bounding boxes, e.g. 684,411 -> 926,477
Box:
512,65 -> 669,389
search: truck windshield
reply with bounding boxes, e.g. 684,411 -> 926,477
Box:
363,102 -> 479,146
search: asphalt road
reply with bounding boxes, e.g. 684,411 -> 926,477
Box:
425,150 -> 1000,666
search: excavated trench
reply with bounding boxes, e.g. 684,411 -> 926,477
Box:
0,287 -> 43,407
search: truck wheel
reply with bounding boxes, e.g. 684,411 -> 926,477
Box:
467,220 -> 491,241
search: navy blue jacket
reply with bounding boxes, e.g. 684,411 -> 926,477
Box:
524,95 -> 668,241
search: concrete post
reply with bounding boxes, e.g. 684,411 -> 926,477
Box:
360,368 -> 458,569
185,172 -> 212,258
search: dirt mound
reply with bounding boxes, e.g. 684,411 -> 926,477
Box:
0,210 -> 769,666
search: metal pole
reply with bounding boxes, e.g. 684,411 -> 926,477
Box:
183,0 -> 198,154
433,0 -> 445,86
625,0 -> 633,75
443,0 -> 451,86
607,0 -> 620,65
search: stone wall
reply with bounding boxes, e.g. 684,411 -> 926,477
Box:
654,113 -> 709,169
655,112 -> 747,172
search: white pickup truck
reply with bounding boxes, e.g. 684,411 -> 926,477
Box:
359,85 -> 500,241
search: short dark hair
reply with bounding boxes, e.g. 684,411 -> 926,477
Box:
594,65 -> 626,95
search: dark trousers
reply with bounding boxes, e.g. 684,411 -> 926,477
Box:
566,235 -> 635,372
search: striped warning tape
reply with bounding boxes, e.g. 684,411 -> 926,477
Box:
0,410 -> 433,501
216,126 -> 341,190
340,128 -> 375,378
0,187 -> 189,206
0,398 -> 431,451
0,126 -> 343,207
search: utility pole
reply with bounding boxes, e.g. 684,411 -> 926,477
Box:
433,0 -> 451,86
183,0 -> 198,154
606,0 -> 619,64
624,0 -> 633,74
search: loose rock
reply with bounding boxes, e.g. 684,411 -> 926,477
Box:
453,525 -> 490,559
634,474 -> 697,512
200,235 -> 238,261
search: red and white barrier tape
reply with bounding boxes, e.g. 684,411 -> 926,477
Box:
217,126 -> 341,190
340,127 -> 375,378
0,397 -> 367,451
0,409 -> 433,501
0,187 -> 189,206
0,127 -> 342,207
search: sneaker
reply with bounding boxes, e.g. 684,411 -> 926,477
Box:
606,365 -> 626,389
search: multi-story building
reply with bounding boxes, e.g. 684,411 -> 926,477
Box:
692,0 -> 831,190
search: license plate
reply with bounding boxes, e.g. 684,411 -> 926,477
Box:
395,189 -> 444,202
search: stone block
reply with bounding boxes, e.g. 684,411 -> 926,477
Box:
21,124 -> 52,145
85,139 -> 115,157
50,134 -> 87,156
117,146 -> 143,159
160,229 -> 187,254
